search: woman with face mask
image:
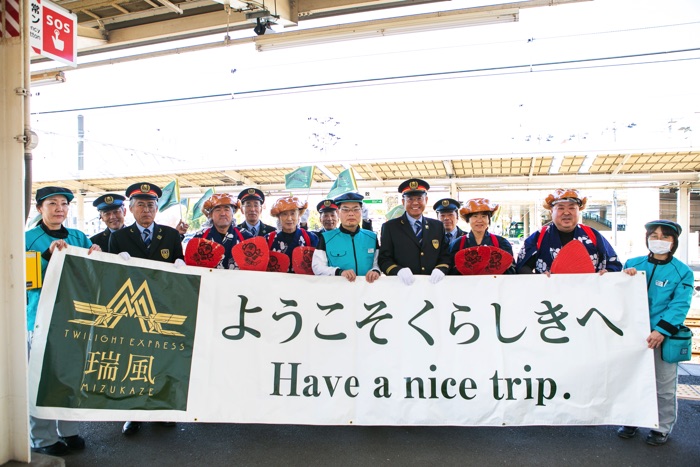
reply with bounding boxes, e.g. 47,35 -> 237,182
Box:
617,220 -> 694,446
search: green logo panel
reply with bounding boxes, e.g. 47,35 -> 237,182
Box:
36,255 -> 200,411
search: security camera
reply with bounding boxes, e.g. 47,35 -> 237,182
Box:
253,18 -> 266,35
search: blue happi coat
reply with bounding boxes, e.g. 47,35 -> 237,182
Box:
516,223 -> 622,273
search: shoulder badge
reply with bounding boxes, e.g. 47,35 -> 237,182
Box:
161,249 -> 170,259
432,239 -> 439,249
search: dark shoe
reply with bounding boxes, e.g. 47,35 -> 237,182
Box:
617,426 -> 638,439
32,441 -> 68,456
122,421 -> 142,436
646,430 -> 669,446
158,421 -> 176,427
60,434 -> 85,450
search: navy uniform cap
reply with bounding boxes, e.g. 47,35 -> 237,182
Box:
398,178 -> 430,195
433,198 -> 461,212
645,219 -> 682,235
334,192 -> 365,205
93,193 -> 126,211
238,187 -> 265,204
317,199 -> 339,213
126,182 -> 162,200
36,186 -> 74,203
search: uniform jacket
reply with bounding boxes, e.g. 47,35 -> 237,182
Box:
378,213 -> 451,276
108,222 -> 183,263
445,226 -> 467,243
241,222 -> 276,237
624,255 -> 694,336
90,227 -> 121,252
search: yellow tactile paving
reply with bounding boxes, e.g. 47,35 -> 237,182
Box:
677,384 -> 700,400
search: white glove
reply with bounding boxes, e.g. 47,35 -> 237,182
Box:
397,267 -> 415,286
118,252 -> 131,261
174,259 -> 186,269
429,269 -> 445,284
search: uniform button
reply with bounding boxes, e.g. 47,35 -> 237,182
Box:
420,252 -> 424,256
421,267 -> 425,271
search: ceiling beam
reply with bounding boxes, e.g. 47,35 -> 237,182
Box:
316,164 -> 336,181
175,176 -> 202,190
612,153 -> 633,175
361,164 -> 383,182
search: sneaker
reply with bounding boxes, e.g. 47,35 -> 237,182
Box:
646,430 -> 669,446
60,435 -> 86,450
31,441 -> 68,456
617,426 -> 638,439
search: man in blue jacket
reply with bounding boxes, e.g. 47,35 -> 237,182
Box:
312,192 -> 380,283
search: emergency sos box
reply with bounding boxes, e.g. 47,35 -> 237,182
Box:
26,251 -> 42,290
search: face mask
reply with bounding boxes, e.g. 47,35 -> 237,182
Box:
648,240 -> 672,255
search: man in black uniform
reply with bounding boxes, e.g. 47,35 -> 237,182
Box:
238,188 -> 275,237
378,178 -> 451,285
314,199 -> 339,234
90,193 -> 126,251
108,182 -> 184,264
108,182 -> 184,436
433,198 -> 466,244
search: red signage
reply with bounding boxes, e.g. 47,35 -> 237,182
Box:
30,0 -> 77,67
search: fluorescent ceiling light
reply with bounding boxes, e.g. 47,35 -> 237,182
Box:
211,0 -> 251,9
31,71 -> 66,87
255,7 -> 519,52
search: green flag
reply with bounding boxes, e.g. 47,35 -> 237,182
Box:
158,180 -> 180,211
327,168 -> 357,199
285,166 -> 315,189
191,188 -> 214,220
385,204 -> 405,220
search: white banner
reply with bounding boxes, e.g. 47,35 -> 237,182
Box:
30,248 -> 659,428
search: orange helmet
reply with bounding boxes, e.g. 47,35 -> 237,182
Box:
543,189 -> 587,210
459,198 -> 499,221
270,196 -> 308,217
202,194 -> 240,217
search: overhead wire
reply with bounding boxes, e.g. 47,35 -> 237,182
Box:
32,47 -> 700,115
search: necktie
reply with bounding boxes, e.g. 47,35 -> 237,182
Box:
414,222 -> 423,243
250,226 -> 257,236
446,232 -> 452,243
143,228 -> 151,248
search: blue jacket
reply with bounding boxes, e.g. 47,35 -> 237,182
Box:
624,255 -> 694,336
321,227 -> 378,275
26,222 -> 92,331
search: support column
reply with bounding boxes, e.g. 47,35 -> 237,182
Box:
677,186 -> 690,263
0,7 -> 31,463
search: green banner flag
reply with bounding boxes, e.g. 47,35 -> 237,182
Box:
385,204 -> 405,220
285,166 -> 315,189
327,168 -> 357,199
158,180 -> 180,211
191,188 -> 214,220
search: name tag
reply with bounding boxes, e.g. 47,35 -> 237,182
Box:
655,280 -> 668,287
368,248 -> 375,253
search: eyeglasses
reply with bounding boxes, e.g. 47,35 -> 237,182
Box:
340,207 -> 362,214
